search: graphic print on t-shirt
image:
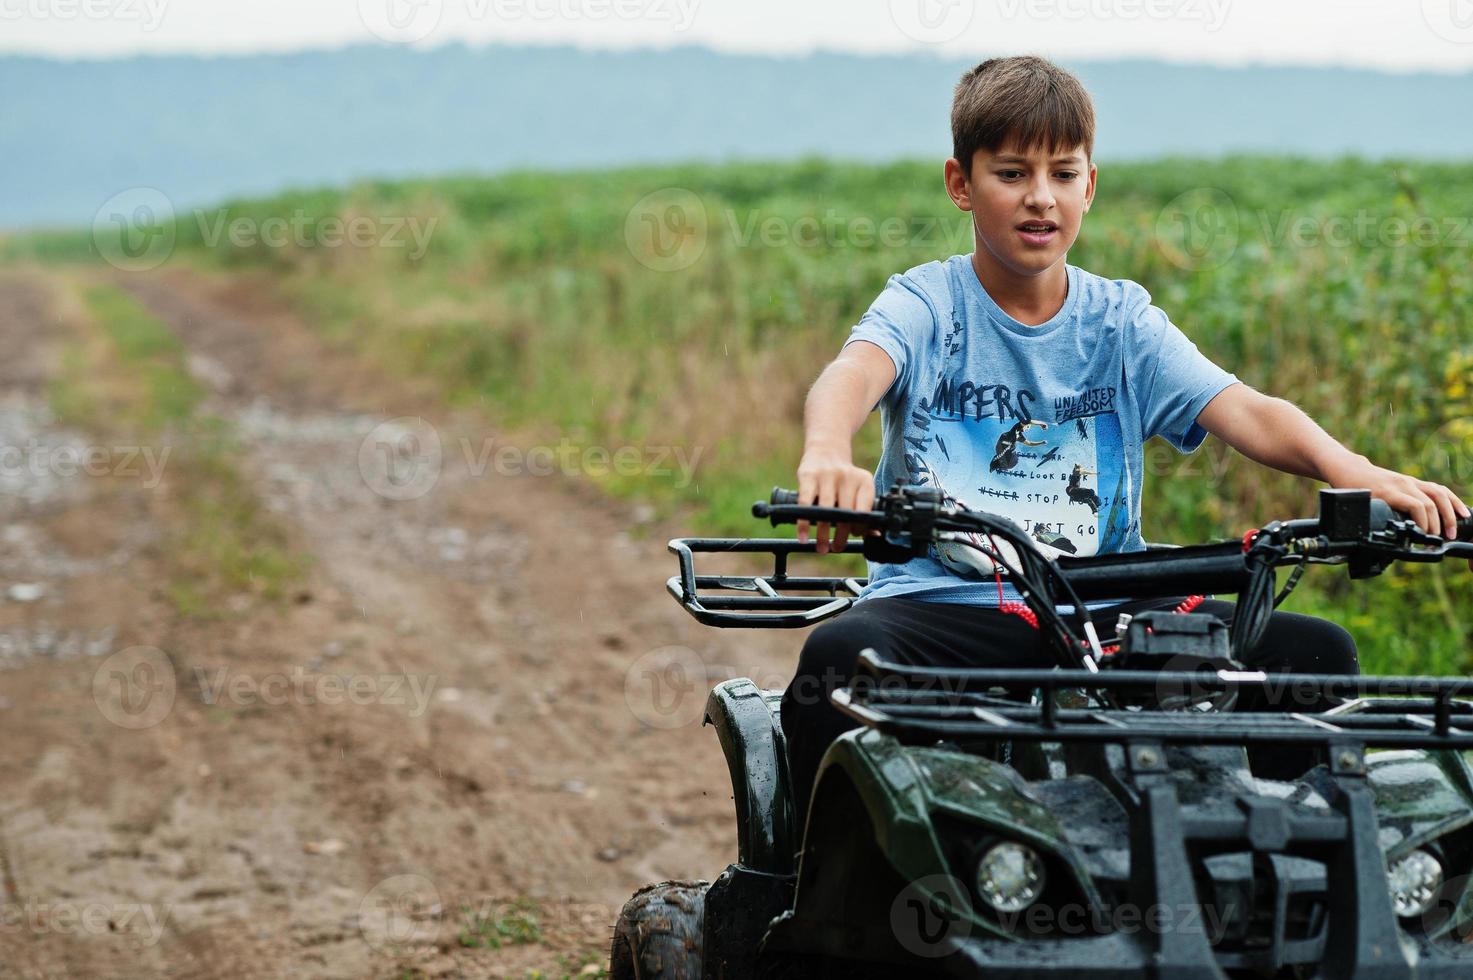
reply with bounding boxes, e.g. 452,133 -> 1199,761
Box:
903,372 -> 1132,567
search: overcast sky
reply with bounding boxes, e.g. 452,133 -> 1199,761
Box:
4,0 -> 1473,72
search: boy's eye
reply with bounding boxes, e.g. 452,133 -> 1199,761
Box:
998,170 -> 1024,180
1055,171 -> 1079,180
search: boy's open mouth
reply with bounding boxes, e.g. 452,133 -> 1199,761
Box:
1016,220 -> 1059,247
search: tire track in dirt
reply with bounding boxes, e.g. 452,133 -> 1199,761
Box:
0,263 -> 812,978
0,268 -> 185,980
100,265 -> 805,976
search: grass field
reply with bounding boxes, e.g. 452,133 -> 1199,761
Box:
7,155 -> 1472,671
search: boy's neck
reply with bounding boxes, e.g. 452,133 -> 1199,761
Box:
970,250 -> 1069,327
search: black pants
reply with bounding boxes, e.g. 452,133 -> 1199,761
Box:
780,596 -> 1359,814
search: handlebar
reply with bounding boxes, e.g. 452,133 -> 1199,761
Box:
667,485 -> 1470,636
764,485 -> 1473,543
757,484 -> 1473,601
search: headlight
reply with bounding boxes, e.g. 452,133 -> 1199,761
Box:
975,841 -> 1047,914
1388,849 -> 1443,918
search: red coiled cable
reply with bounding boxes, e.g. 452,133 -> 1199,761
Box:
991,535 -> 1039,628
1174,594 -> 1206,614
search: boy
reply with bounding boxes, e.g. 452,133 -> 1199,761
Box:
782,55 -> 1471,814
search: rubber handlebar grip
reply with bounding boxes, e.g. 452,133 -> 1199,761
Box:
770,487 -> 800,506
1382,499 -> 1473,541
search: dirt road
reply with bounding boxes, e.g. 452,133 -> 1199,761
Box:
0,265 -> 801,978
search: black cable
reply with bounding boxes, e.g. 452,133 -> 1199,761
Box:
940,537 -> 1070,650
1230,533 -> 1286,662
940,533 -> 1092,670
1273,556 -> 1308,607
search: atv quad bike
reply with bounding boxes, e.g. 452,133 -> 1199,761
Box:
611,485 -> 1473,979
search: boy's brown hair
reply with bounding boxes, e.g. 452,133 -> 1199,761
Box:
951,56 -> 1095,171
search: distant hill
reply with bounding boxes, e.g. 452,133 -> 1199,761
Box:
5,44 -> 1472,229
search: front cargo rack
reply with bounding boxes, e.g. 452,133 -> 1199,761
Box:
666,537 -> 867,628
834,650 -> 1473,751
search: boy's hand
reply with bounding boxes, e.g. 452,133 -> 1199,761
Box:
1323,456 -> 1473,569
795,448 -> 875,554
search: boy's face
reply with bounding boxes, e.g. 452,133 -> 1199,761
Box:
945,140 -> 1096,280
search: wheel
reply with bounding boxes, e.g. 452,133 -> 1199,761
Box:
609,879 -> 707,980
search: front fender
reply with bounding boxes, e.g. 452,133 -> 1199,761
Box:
703,679 -> 797,874
785,730 -> 1099,947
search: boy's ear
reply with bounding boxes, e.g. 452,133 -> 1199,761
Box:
944,157 -> 973,212
1084,161 -> 1098,213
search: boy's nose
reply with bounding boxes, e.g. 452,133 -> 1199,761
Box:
1024,176 -> 1056,211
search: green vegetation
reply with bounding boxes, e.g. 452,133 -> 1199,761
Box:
457,897 -> 544,949
51,280 -> 303,615
526,952 -> 608,979
21,156 -> 1473,670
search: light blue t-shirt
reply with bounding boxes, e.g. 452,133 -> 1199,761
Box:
848,255 -> 1239,607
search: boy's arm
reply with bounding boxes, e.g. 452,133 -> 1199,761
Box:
1197,383 -> 1472,543
796,340 -> 896,554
